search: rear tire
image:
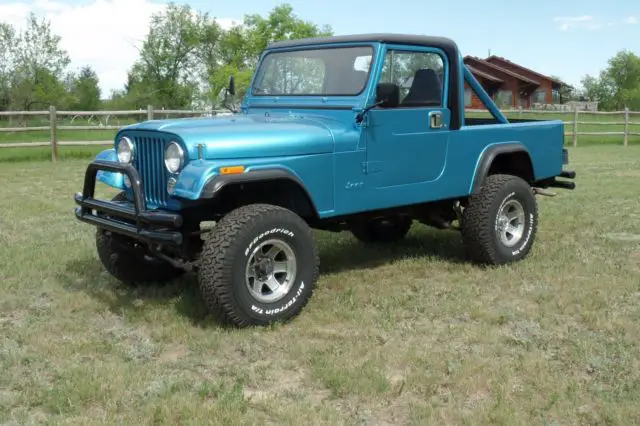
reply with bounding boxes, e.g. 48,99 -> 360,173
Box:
461,174 -> 538,265
198,203 -> 319,327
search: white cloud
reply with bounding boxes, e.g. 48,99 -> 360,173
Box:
0,0 -> 238,97
553,15 -> 601,31
624,16 -> 638,25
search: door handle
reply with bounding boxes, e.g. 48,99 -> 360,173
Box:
429,111 -> 442,129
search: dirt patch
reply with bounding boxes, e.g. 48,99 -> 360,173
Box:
157,344 -> 190,364
242,368 -> 331,407
0,310 -> 28,328
464,390 -> 491,409
243,369 -> 304,402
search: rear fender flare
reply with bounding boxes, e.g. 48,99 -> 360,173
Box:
470,143 -> 533,194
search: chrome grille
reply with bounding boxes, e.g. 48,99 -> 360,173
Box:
132,136 -> 168,208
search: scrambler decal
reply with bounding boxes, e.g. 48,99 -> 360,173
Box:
251,281 -> 305,316
244,227 -> 295,256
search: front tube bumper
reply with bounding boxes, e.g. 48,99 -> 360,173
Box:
73,160 -> 183,246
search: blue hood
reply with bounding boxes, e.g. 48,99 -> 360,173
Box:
121,113 -> 343,160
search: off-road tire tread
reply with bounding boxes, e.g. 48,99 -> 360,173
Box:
95,193 -> 184,285
198,203 -> 319,327
461,173 -> 537,265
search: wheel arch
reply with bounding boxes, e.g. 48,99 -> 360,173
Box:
471,143 -> 535,194
199,169 -> 320,221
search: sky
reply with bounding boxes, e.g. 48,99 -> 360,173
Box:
1,0 -> 638,96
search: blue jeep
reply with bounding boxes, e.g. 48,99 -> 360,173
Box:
74,33 -> 576,327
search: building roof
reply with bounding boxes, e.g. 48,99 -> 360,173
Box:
466,65 -> 504,83
485,56 -> 567,86
464,56 -> 539,85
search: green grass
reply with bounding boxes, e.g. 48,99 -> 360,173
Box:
1,145 -> 639,424
1,109 -> 639,163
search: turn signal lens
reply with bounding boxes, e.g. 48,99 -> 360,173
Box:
220,166 -> 245,175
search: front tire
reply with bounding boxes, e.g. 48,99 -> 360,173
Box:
95,194 -> 185,285
198,203 -> 319,327
461,174 -> 538,265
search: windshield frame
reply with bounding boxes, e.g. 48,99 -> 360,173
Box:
249,43 -> 377,98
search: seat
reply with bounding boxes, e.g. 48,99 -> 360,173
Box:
401,68 -> 442,107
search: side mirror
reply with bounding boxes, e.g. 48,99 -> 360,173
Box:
228,75 -> 236,96
375,83 -> 400,108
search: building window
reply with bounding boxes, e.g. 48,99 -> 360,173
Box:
464,87 -> 471,106
532,89 -> 546,104
552,89 -> 560,104
379,49 -> 445,107
494,90 -> 513,108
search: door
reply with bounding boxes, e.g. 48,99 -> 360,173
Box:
364,46 -> 450,192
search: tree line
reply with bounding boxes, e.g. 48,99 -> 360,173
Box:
580,50 -> 640,111
1,2 -> 638,112
0,3 -> 332,112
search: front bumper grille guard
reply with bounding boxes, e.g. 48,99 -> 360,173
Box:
74,160 -> 183,246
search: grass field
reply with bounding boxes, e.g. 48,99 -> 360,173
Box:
0,109 -> 639,163
1,145 -> 639,424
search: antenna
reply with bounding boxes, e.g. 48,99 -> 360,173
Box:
488,48 -> 492,57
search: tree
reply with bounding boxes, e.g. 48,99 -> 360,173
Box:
68,66 -> 101,110
581,50 -> 640,110
204,4 -> 333,107
0,23 -> 16,110
125,2 -> 222,109
242,4 -> 333,67
0,14 -> 71,111
9,13 -> 71,110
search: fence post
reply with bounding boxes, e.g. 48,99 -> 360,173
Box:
147,104 -> 154,121
623,107 -> 629,147
50,105 -> 58,162
572,106 -> 578,147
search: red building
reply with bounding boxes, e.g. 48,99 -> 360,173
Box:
463,55 -> 568,109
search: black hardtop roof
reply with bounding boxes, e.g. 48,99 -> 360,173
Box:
267,33 -> 459,51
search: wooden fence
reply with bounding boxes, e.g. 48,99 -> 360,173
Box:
0,105 -> 227,161
1,105 -> 639,161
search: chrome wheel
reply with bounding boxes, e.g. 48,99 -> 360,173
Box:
495,199 -> 526,247
245,239 -> 297,303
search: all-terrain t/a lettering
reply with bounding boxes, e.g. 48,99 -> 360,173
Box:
74,33 -> 576,327
245,228 -> 295,256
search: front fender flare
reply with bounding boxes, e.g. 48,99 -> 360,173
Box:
199,168 -> 320,214
470,143 -> 533,194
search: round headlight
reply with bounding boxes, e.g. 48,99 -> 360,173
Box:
117,137 -> 134,163
164,141 -> 184,173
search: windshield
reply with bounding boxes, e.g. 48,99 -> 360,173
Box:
251,46 -> 373,96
